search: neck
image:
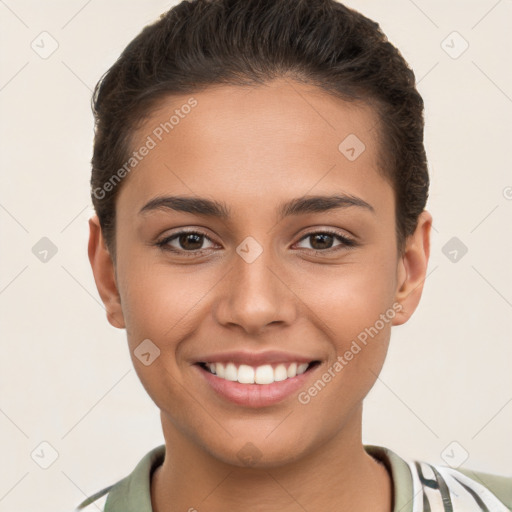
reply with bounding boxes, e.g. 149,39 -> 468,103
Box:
151,405 -> 392,512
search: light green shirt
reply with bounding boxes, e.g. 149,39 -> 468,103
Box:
74,444 -> 512,511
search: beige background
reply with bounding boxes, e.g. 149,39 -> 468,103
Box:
0,0 -> 511,510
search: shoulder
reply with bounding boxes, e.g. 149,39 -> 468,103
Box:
365,444 -> 511,511
72,444 -> 166,512
454,465 -> 512,509
408,459 -> 512,511
73,484 -> 113,511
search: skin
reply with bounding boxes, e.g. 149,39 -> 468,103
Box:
88,78 -> 431,512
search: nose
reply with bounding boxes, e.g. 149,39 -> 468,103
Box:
213,243 -> 297,335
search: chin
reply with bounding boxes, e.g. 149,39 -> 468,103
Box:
203,433 -> 308,469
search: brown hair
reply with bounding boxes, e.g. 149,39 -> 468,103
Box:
91,0 -> 429,261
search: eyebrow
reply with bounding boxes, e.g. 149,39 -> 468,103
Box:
138,193 -> 375,219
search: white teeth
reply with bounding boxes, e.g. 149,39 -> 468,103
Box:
216,362 -> 226,379
287,363 -> 297,378
203,361 -> 313,384
237,364 -> 254,384
297,363 -> 309,375
254,364 -> 274,385
224,362 -> 238,381
273,364 -> 288,382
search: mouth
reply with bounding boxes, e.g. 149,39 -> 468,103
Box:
196,360 -> 321,385
194,359 -> 322,407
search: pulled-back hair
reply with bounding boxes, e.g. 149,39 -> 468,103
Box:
91,0 -> 429,260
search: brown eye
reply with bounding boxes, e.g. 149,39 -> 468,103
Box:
309,233 -> 335,250
156,230 -> 217,255
295,231 -> 356,252
177,232 -> 204,251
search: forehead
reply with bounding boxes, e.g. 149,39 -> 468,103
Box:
118,78 -> 391,216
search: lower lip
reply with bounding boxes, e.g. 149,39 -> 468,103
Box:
194,363 -> 319,408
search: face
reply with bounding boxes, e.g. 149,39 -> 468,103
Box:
89,78 -> 431,468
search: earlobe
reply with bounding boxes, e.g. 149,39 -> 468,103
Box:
87,215 -> 126,329
392,210 -> 432,326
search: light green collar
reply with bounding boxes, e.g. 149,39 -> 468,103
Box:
105,444 -> 413,512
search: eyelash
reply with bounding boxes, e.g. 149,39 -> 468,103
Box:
155,229 -> 357,257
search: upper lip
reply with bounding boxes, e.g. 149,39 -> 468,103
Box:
195,350 -> 320,366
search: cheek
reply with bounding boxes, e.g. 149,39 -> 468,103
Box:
121,266 -> 207,347
295,252 -> 397,402
116,259 -> 204,413
301,258 -> 398,341
292,266 -> 396,422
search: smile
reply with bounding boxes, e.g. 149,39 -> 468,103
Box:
195,359 -> 321,408
198,361 -> 319,385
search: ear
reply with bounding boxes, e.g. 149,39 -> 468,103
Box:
88,215 -> 126,329
392,210 -> 432,326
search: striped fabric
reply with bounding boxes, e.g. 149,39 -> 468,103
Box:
407,461 -> 510,511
